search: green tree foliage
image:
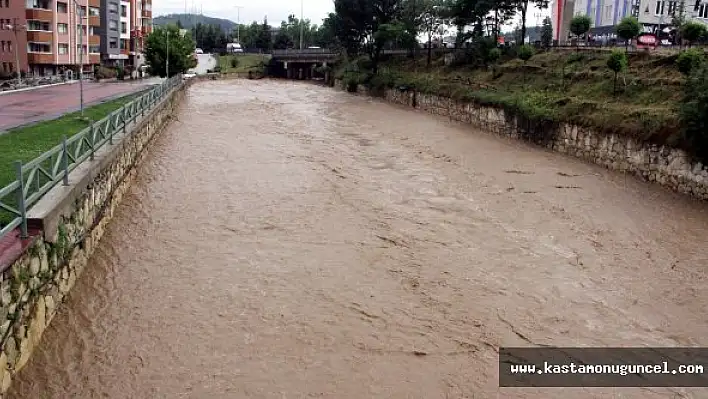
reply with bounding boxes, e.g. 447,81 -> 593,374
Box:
145,25 -> 197,77
518,44 -> 534,62
615,17 -> 640,52
540,16 -> 553,48
606,49 -> 627,93
569,14 -> 591,46
676,49 -> 705,76
192,23 -> 229,53
680,22 -> 707,47
273,30 -> 294,49
679,64 -> 708,162
255,17 -> 272,50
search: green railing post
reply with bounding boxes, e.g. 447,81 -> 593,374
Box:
62,136 -> 69,186
14,161 -> 28,239
123,106 -> 127,135
89,121 -> 95,161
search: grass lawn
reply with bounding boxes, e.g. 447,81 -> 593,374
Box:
0,93 -> 140,226
219,54 -> 271,73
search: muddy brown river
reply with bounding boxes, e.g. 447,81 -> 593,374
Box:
8,80 -> 708,398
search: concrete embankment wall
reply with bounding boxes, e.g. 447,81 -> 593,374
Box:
0,80 -> 189,396
336,80 -> 708,201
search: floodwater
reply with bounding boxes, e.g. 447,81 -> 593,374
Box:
9,80 -> 708,398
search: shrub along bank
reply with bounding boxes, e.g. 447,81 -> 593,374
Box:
334,47 -> 708,163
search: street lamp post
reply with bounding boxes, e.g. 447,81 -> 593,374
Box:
4,19 -> 24,86
234,6 -> 243,43
70,0 -> 86,117
299,0 -> 304,50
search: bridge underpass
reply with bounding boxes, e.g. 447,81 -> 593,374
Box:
270,49 -> 338,81
7,79 -> 708,398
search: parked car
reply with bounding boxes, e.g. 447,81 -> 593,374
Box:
195,48 -> 204,54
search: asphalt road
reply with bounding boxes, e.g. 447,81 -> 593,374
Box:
0,79 -> 162,132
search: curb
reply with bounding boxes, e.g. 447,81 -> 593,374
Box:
0,80 -> 78,96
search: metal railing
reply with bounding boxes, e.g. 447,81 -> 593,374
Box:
272,48 -> 335,55
0,75 -> 182,240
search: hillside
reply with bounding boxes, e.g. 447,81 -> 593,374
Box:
153,13 -> 236,32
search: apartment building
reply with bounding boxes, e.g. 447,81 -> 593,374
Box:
636,0 -> 708,32
0,0 -> 29,75
128,0 -> 150,73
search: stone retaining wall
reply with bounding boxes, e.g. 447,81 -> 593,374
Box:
0,81 -> 188,397
335,80 -> 708,200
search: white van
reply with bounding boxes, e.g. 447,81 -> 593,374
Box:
227,43 -> 244,53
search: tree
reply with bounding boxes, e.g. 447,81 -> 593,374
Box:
255,17 -> 272,51
145,24 -> 197,77
273,30 -> 294,49
680,22 -> 707,47
615,16 -> 640,52
518,44 -> 535,84
607,49 -> 627,94
420,0 -> 448,67
679,64 -> 708,163
540,16 -> 552,48
569,14 -> 591,49
676,49 -> 705,76
515,0 -> 549,45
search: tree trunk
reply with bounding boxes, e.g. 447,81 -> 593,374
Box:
427,31 -> 432,68
520,0 -> 528,45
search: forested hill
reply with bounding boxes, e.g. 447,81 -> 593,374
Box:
153,13 -> 237,32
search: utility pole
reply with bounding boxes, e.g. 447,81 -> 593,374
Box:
234,6 -> 243,43
299,0 -> 304,49
70,0 -> 85,117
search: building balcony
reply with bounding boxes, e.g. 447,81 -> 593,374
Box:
121,48 -> 129,55
88,15 -> 100,26
142,10 -> 152,18
89,54 -> 100,64
27,52 -> 54,64
26,30 -> 53,42
141,26 -> 152,35
88,0 -> 100,7
25,8 -> 53,21
88,35 -> 100,45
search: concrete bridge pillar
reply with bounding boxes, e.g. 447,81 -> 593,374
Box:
298,68 -> 303,80
286,68 -> 293,79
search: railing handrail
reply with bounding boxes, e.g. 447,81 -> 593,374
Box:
0,74 -> 183,240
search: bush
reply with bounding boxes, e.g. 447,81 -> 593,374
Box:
230,57 -> 239,68
517,45 -> 535,62
680,22 -> 707,47
679,64 -> 708,162
676,49 -> 705,76
487,48 -> 502,64
95,66 -> 117,80
116,65 -> 125,80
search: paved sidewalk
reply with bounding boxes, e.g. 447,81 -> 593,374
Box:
0,79 -> 162,132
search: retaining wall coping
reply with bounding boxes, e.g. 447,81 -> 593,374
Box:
26,85 -> 183,243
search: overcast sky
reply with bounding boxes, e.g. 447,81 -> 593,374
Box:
154,0 -> 335,26
153,0 -> 551,31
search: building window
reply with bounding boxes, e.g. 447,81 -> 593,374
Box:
1,41 -> 4,52
27,20 -> 51,31
7,41 -> 11,52
109,20 -> 117,30
89,45 -> 99,53
57,23 -> 68,33
120,4 -> 127,16
28,42 -> 51,53
655,0 -> 665,14
108,2 -> 117,12
57,1 -> 66,12
26,0 -> 50,9
109,39 -> 117,48
121,22 -> 127,34
58,43 -> 69,54
76,44 -> 86,53
143,2 -> 150,11
605,4 -> 613,20
3,0 -> 6,7
699,3 -> 708,17
89,6 -> 99,16
120,38 -> 128,49
667,1 -> 677,14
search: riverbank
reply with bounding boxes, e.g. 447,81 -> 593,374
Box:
334,78 -> 708,201
337,50 -> 687,152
